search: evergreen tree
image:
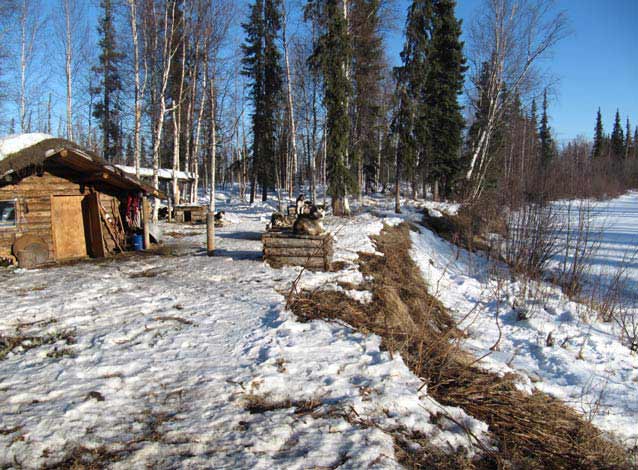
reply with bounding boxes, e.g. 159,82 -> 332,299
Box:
242,0 -> 283,202
610,109 -> 624,158
391,80 -> 415,212
538,89 -> 554,166
634,126 -> 638,159
92,0 -> 123,161
624,117 -> 632,159
311,0 -> 354,215
395,0 -> 434,196
242,0 -> 264,203
263,0 -> 283,201
529,98 -> 539,160
592,107 -> 604,159
350,0 -> 384,196
530,99 -> 538,132
125,135 -> 133,166
425,0 -> 466,198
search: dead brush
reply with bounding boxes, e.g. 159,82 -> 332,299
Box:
0,329 -> 76,361
287,223 -> 632,470
242,394 -> 323,415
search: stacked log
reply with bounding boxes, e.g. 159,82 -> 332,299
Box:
262,231 -> 333,270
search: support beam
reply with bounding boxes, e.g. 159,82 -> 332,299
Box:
142,196 -> 151,249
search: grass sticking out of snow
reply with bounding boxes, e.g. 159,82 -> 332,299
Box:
288,223 -> 632,470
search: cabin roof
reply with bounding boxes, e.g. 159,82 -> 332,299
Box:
116,165 -> 195,182
0,136 -> 164,198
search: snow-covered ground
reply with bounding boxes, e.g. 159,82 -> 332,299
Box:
0,194 -> 487,469
550,191 -> 638,303
411,192 -> 638,447
2,190 -> 637,468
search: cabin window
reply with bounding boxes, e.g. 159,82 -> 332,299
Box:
0,200 -> 17,228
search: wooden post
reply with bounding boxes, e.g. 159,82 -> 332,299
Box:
142,196 -> 151,249
206,212 -> 215,255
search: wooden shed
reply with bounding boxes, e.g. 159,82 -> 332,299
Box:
0,135 -> 163,267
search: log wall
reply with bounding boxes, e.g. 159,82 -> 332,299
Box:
0,169 -> 125,262
174,205 -> 207,224
262,231 -> 333,270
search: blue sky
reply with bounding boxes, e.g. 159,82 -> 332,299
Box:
387,0 -> 638,142
14,0 -> 635,144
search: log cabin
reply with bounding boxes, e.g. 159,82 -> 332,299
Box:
0,135 -> 163,268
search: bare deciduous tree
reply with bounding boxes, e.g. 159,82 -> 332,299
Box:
465,0 -> 567,200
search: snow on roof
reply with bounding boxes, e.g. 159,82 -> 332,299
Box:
0,133 -> 54,162
116,165 -> 194,181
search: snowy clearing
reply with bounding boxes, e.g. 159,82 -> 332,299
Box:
0,195 -> 486,469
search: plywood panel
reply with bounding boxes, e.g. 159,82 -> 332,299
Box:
51,195 -> 88,260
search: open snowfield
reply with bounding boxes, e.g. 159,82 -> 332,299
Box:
0,195 -> 487,469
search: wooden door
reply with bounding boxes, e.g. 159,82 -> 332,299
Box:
82,193 -> 106,258
51,195 -> 88,260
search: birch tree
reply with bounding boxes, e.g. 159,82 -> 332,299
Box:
281,1 -> 298,197
464,0 -> 567,200
127,0 -> 145,177
18,0 -> 43,133
142,0 -> 181,221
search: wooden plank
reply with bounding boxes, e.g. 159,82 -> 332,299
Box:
263,231 -> 329,240
51,195 -> 88,260
97,200 -> 124,253
265,256 -> 330,269
82,193 -> 106,258
262,237 -> 328,249
264,247 -> 331,257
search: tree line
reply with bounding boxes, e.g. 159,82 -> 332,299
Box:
0,0 -> 635,218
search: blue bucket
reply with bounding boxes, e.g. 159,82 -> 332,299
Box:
132,233 -> 144,251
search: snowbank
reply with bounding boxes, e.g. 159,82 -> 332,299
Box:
410,203 -> 638,445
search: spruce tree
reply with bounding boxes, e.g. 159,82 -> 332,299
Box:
634,126 -> 638,159
350,0 -> 384,197
592,107 -> 604,159
529,98 -> 539,162
242,0 -> 283,202
611,109 -> 624,158
624,117 -> 632,159
242,0 -> 264,204
263,0 -> 283,201
538,89 -> 554,166
395,0 -> 433,197
92,0 -> 123,161
311,0 -> 354,215
391,80 -> 415,212
426,0 -> 466,198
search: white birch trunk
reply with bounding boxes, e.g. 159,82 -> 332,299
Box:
63,0 -> 73,140
128,0 -> 142,178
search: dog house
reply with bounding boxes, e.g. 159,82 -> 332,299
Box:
0,134 -> 163,267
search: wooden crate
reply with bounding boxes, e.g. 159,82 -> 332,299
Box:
174,205 -> 207,224
262,231 -> 333,270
